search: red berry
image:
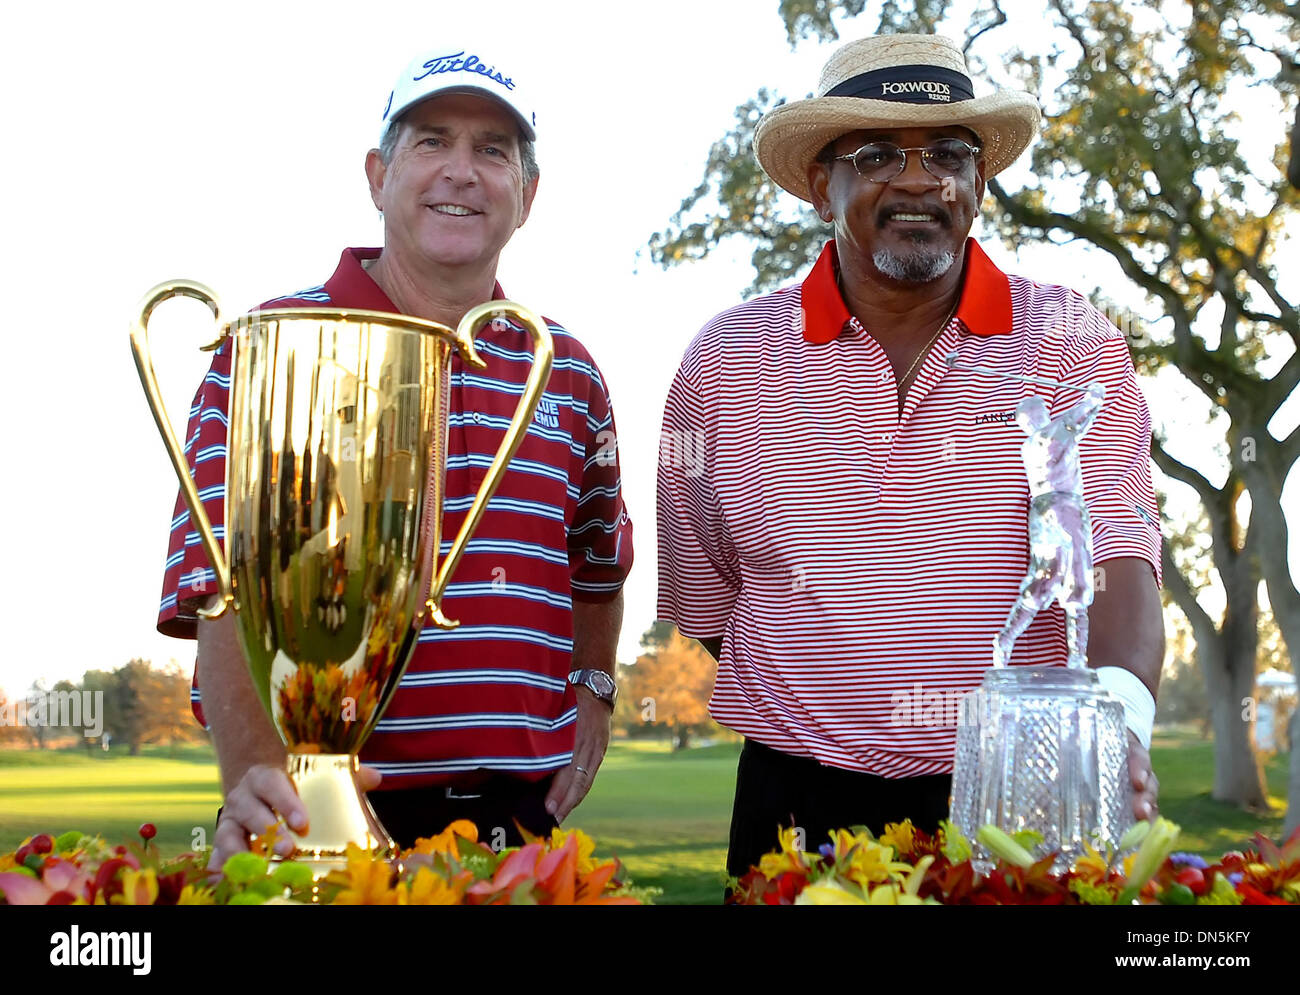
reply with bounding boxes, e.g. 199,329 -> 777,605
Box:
1175,867 -> 1207,896
138,823 -> 157,841
114,845 -> 127,856
30,834 -> 54,855
15,844 -> 33,864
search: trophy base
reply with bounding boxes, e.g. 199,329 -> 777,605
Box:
268,753 -> 396,879
950,667 -> 1132,875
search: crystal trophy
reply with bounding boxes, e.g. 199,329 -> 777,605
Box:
950,383 -> 1134,872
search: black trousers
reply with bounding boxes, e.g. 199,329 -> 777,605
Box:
726,739 -> 952,881
367,774 -> 559,851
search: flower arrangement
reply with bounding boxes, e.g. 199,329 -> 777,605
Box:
0,821 -> 647,906
731,818 -> 1300,906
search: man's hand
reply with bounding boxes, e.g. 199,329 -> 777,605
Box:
547,593 -> 622,824
544,690 -> 611,824
1088,558 -> 1163,824
1128,732 -> 1159,822
209,762 -> 382,871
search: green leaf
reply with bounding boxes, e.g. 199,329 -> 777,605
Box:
1010,829 -> 1044,851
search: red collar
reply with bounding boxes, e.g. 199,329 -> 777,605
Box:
324,248 -> 507,311
800,239 -> 1013,344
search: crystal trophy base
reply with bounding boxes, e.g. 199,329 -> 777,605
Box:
950,666 -> 1133,873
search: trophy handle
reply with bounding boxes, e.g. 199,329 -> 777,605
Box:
128,280 -> 235,619
425,301 -> 554,627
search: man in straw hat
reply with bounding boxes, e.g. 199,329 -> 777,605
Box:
656,33 -> 1164,884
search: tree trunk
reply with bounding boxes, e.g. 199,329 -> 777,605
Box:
1202,639 -> 1269,808
1287,708 -> 1300,838
1240,448 -> 1300,833
129,741 -> 140,757
1163,532 -> 1268,809
675,725 -> 691,751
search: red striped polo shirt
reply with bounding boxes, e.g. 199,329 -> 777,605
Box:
656,238 -> 1161,778
158,247 -> 633,788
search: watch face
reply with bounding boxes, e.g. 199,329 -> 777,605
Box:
590,672 -> 615,696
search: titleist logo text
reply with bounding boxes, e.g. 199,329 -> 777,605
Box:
415,52 -> 514,90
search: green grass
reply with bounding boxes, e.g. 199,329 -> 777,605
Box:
570,740 -> 738,904
0,744 -> 223,858
1148,730 -> 1290,854
0,732 -> 1291,905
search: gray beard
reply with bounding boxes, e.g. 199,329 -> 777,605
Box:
873,246 -> 957,283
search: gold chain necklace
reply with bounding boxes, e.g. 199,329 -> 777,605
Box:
897,299 -> 959,395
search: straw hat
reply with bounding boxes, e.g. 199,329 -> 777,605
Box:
754,34 -> 1041,202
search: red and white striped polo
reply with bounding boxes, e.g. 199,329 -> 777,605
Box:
656,238 -> 1161,778
158,248 -> 633,788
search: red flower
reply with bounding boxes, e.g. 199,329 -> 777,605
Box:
1238,884 -> 1291,906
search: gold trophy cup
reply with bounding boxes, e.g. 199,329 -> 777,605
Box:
131,281 -> 552,873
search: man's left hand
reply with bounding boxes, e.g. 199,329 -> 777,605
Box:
1128,731 -> 1159,822
544,689 -> 612,823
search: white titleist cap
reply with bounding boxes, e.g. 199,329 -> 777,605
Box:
381,48 -> 536,143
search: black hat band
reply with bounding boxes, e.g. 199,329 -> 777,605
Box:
824,64 -> 974,104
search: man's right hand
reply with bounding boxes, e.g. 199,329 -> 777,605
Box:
211,763 -> 307,870
209,763 -> 383,870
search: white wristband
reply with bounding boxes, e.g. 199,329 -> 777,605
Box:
1095,667 -> 1155,751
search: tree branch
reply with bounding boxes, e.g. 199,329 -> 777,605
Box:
1151,437 -> 1223,508
989,178 -> 1245,404
1263,349 -> 1300,421
1162,542 -> 1217,638
964,0 -> 1006,51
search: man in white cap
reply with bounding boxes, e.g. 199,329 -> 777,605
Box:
655,33 -> 1163,883
157,47 -> 633,867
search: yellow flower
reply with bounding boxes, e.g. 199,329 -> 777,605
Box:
403,867 -> 465,905
410,820 -> 479,857
1073,840 -> 1113,885
550,828 -> 599,875
796,881 -> 868,905
332,844 -> 400,905
759,827 -> 812,878
830,830 -> 912,887
880,820 -> 916,856
177,884 -> 216,905
113,868 -> 159,905
865,883 -> 933,905
902,855 -> 935,898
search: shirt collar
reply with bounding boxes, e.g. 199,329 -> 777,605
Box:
324,248 -> 507,311
800,238 -> 1013,344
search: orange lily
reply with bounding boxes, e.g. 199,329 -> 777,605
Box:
410,820 -> 479,857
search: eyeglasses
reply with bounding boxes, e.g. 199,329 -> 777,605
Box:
826,138 -> 982,183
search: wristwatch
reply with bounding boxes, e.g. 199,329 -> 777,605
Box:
568,668 -> 617,707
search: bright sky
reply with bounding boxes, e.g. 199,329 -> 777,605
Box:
1,0 -> 1295,696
